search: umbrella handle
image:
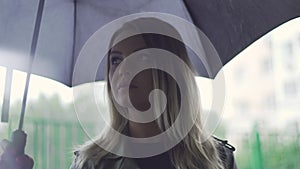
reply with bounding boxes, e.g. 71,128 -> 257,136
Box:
10,130 -> 27,156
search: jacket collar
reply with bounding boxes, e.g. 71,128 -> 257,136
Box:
102,153 -> 141,169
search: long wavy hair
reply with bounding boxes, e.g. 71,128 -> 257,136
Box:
72,18 -> 224,169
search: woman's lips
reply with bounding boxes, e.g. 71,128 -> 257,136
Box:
117,83 -> 138,90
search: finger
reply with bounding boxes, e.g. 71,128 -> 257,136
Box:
0,140 -> 17,157
16,155 -> 34,169
0,156 -> 18,169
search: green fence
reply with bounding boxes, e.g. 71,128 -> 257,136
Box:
6,116 -> 94,169
236,126 -> 300,169
3,117 -> 300,169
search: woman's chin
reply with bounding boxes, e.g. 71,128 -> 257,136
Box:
115,96 -> 133,109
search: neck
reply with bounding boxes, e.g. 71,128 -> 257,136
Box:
125,106 -> 162,138
128,120 -> 161,138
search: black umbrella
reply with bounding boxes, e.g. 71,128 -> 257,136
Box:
1,0 -> 299,86
0,0 -> 299,156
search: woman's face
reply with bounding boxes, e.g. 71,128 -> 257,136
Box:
109,35 -> 154,111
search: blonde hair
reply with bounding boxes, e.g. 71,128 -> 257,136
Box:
73,18 -> 224,169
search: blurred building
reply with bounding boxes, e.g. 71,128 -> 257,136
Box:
223,18 -> 300,139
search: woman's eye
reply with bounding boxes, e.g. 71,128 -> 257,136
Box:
111,56 -> 123,65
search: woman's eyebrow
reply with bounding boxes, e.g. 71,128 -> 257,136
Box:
110,46 -> 147,57
110,50 -> 122,55
131,46 -> 147,53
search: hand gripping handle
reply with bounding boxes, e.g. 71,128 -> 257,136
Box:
10,130 -> 27,156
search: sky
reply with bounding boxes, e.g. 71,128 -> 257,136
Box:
0,66 -> 215,108
0,67 -> 73,104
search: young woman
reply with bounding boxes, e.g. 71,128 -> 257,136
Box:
70,18 -> 237,169
0,18 -> 237,169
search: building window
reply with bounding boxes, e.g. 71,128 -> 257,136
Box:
235,101 -> 249,115
282,42 -> 296,71
265,36 -> 273,50
283,80 -> 298,97
282,42 -> 293,56
262,57 -> 273,74
285,62 -> 296,71
263,94 -> 276,111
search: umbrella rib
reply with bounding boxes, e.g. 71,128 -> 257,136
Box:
180,0 -> 196,24
1,68 -> 12,122
71,0 -> 77,86
19,0 -> 46,130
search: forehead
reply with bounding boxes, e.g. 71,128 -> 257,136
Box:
110,35 -> 147,56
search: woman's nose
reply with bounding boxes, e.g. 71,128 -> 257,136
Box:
119,71 -> 130,81
117,60 -> 132,78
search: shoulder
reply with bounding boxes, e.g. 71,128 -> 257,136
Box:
70,150 -> 124,169
213,136 -> 238,169
70,141 -> 109,169
70,150 -> 99,169
70,151 -> 80,169
213,136 -> 236,152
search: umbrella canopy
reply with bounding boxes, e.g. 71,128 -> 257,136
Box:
0,0 -> 299,125
1,0 -> 299,87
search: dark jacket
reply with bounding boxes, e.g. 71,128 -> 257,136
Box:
214,137 -> 238,169
70,137 -> 238,169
